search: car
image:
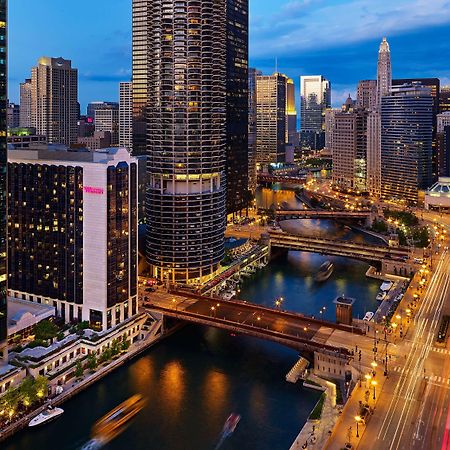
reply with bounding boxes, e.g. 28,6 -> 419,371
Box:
145,287 -> 156,292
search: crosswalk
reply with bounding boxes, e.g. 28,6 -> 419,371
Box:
431,346 -> 450,355
391,365 -> 450,386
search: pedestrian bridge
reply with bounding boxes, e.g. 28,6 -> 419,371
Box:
144,291 -> 362,357
257,174 -> 307,185
275,209 -> 371,221
268,230 -> 410,264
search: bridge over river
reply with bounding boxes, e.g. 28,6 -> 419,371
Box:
144,290 -> 363,357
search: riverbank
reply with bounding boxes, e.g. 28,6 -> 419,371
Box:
0,318 -> 178,444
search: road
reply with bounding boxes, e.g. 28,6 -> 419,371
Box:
359,248 -> 450,450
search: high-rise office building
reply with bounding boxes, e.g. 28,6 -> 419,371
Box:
331,100 -> 368,192
146,0 -> 227,284
95,105 -> 119,146
8,146 -> 138,330
0,0 -> 7,361
377,38 -> 392,104
19,78 -> 32,128
248,68 -> 260,194
381,84 -> 433,204
440,86 -> 450,113
256,73 -> 287,167
357,80 -> 377,111
131,0 -> 149,156
324,108 -> 336,153
437,112 -> 450,177
367,111 -> 381,197
119,82 -> 133,150
225,0 -> 249,215
300,75 -> 331,150
86,101 -> 119,122
393,78 -> 440,181
438,112 -> 450,133
286,78 -> 297,145
31,57 -> 78,145
7,102 -> 20,129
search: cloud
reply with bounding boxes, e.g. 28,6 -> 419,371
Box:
250,0 -> 450,58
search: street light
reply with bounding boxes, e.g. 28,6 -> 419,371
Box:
355,416 -> 362,438
371,380 -> 377,400
371,361 -> 377,377
365,374 -> 372,388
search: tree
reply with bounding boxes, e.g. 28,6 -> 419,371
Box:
0,386 -> 20,414
18,377 -> 38,407
33,320 -> 59,341
99,348 -> 112,364
121,340 -> 131,352
74,360 -> 84,378
111,339 -> 120,357
87,353 -> 98,372
35,376 -> 49,400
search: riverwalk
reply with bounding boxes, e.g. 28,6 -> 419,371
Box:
0,318 -> 167,443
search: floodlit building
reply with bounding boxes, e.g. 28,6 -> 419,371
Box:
357,80 -> 377,111
8,146 -> 138,331
19,78 -> 32,128
377,38 -> 392,104
119,82 -> 133,150
248,68 -> 261,194
95,106 -> 119,146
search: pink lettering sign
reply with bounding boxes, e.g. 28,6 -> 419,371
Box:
84,186 -> 104,195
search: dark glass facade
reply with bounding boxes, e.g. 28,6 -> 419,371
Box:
8,164 -> 84,304
146,1 -> 227,283
437,127 -> 450,178
0,0 -> 7,348
393,78 -> 440,182
107,162 -> 137,308
225,0 -> 248,214
440,87 -> 450,114
381,84 -> 433,204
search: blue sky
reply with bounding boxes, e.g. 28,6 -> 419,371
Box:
8,0 -> 450,110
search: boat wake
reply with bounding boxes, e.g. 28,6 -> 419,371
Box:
214,413 -> 241,450
80,439 -> 103,450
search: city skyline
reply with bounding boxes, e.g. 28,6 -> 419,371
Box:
7,0 -> 450,109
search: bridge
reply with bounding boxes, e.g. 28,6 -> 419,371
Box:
275,209 -> 371,221
268,230 -> 410,264
144,290 -> 361,356
257,173 -> 307,185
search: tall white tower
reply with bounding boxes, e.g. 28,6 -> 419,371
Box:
377,37 -> 392,105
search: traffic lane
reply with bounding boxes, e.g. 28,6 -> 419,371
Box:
183,300 -> 321,339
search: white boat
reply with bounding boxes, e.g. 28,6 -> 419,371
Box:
222,291 -> 236,301
29,406 -> 64,427
363,312 -> 374,321
315,261 -> 334,282
376,291 -> 387,302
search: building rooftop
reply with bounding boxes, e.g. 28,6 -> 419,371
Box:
8,145 -> 134,165
427,177 -> 450,197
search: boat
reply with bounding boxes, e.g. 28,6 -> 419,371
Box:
315,261 -> 334,282
376,291 -> 387,301
222,291 -> 236,301
91,394 -> 146,445
28,406 -> 64,427
363,312 -> 374,321
223,413 -> 241,436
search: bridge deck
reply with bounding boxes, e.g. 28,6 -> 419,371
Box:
144,291 -> 360,356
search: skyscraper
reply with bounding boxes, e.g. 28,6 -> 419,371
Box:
393,78 -> 440,181
356,80 -> 377,111
95,104 -> 119,146
381,84 -> 433,204
286,78 -> 297,145
0,0 -> 7,361
440,86 -> 450,113
19,78 -> 32,128
367,110 -> 381,197
225,0 -> 249,215
86,101 -> 119,122
300,75 -> 331,150
131,0 -> 149,156
256,73 -> 287,167
119,82 -> 133,150
248,68 -> 260,194
31,57 -> 78,145
377,37 -> 392,104
146,0 -> 227,284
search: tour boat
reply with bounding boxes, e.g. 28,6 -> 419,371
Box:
363,311 -> 374,321
91,394 -> 146,445
315,261 -> 334,282
376,291 -> 387,301
223,413 -> 241,436
28,406 -> 64,427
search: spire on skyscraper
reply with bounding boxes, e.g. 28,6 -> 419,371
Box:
377,37 -> 392,105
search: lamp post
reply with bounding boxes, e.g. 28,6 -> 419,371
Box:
371,361 -> 378,377
371,380 -> 377,400
355,416 -> 361,438
365,374 -> 372,389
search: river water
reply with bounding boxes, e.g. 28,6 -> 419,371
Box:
5,187 -> 383,450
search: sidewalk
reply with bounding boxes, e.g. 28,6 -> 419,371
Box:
325,369 -> 388,449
